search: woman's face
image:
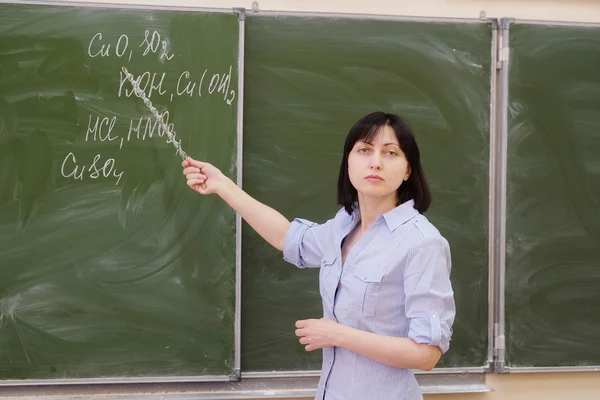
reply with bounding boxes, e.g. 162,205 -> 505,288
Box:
348,125 -> 411,203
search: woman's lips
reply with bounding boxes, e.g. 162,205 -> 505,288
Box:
366,175 -> 383,182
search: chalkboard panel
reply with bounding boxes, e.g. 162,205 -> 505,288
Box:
242,15 -> 493,371
0,3 -> 239,380
505,22 -> 600,368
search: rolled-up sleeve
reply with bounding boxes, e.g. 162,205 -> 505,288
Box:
403,236 -> 455,354
283,218 -> 331,268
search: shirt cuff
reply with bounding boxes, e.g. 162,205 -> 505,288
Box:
408,314 -> 450,354
283,218 -> 316,268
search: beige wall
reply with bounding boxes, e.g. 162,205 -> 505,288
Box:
47,0 -> 600,398
436,373 -> 600,400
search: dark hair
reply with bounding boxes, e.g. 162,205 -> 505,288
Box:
337,111 -> 431,215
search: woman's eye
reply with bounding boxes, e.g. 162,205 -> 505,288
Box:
387,151 -> 397,156
358,148 -> 368,153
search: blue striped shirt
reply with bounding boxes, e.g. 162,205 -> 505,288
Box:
283,199 -> 456,400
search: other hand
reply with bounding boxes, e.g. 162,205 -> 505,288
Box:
295,318 -> 345,352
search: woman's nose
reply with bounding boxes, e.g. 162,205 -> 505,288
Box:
370,155 -> 382,170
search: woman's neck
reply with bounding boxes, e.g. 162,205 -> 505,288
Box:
356,194 -> 397,234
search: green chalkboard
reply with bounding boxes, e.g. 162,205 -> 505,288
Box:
505,23 -> 600,368
0,3 -> 239,380
242,15 -> 493,371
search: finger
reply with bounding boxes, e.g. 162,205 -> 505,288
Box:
296,328 -> 308,337
305,345 -> 314,352
187,158 -> 208,169
187,179 -> 205,188
183,167 -> 199,176
189,178 -> 206,185
183,167 -> 200,175
295,320 -> 306,329
187,173 -> 207,181
299,337 -> 310,345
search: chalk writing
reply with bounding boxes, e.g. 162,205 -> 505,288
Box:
86,115 -> 118,142
140,30 -> 175,61
121,66 -> 186,159
126,116 -> 165,142
172,66 -> 235,104
86,30 -> 235,105
73,32 -> 238,186
176,70 -> 205,98
61,152 -> 124,185
88,33 -> 132,61
118,70 -> 166,99
87,30 -> 176,64
209,65 -> 232,101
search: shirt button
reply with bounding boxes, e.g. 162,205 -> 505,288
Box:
432,314 -> 438,319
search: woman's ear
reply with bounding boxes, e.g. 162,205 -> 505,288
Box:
405,165 -> 412,181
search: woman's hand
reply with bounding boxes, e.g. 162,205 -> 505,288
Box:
295,318 -> 346,351
182,157 -> 229,195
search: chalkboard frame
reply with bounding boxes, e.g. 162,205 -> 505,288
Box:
239,9 -> 499,377
496,17 -> 600,374
0,1 -> 502,396
0,0 -> 246,386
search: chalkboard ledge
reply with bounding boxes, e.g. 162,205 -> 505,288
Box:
0,374 -> 489,399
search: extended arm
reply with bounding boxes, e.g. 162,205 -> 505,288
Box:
183,157 -> 290,250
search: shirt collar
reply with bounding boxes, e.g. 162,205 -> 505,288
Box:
383,199 -> 419,231
350,199 -> 419,231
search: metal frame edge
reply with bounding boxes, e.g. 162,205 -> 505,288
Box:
246,8 -> 495,24
242,366 -> 490,379
0,0 -> 234,13
494,17 -> 512,374
508,18 -> 600,28
0,376 -> 233,387
487,18 -> 499,372
232,5 -> 246,383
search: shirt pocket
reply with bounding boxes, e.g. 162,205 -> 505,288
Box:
352,267 -> 385,317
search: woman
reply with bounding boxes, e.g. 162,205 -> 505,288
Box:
182,111 -> 455,400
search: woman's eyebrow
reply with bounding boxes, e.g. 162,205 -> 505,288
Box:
358,141 -> 400,147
